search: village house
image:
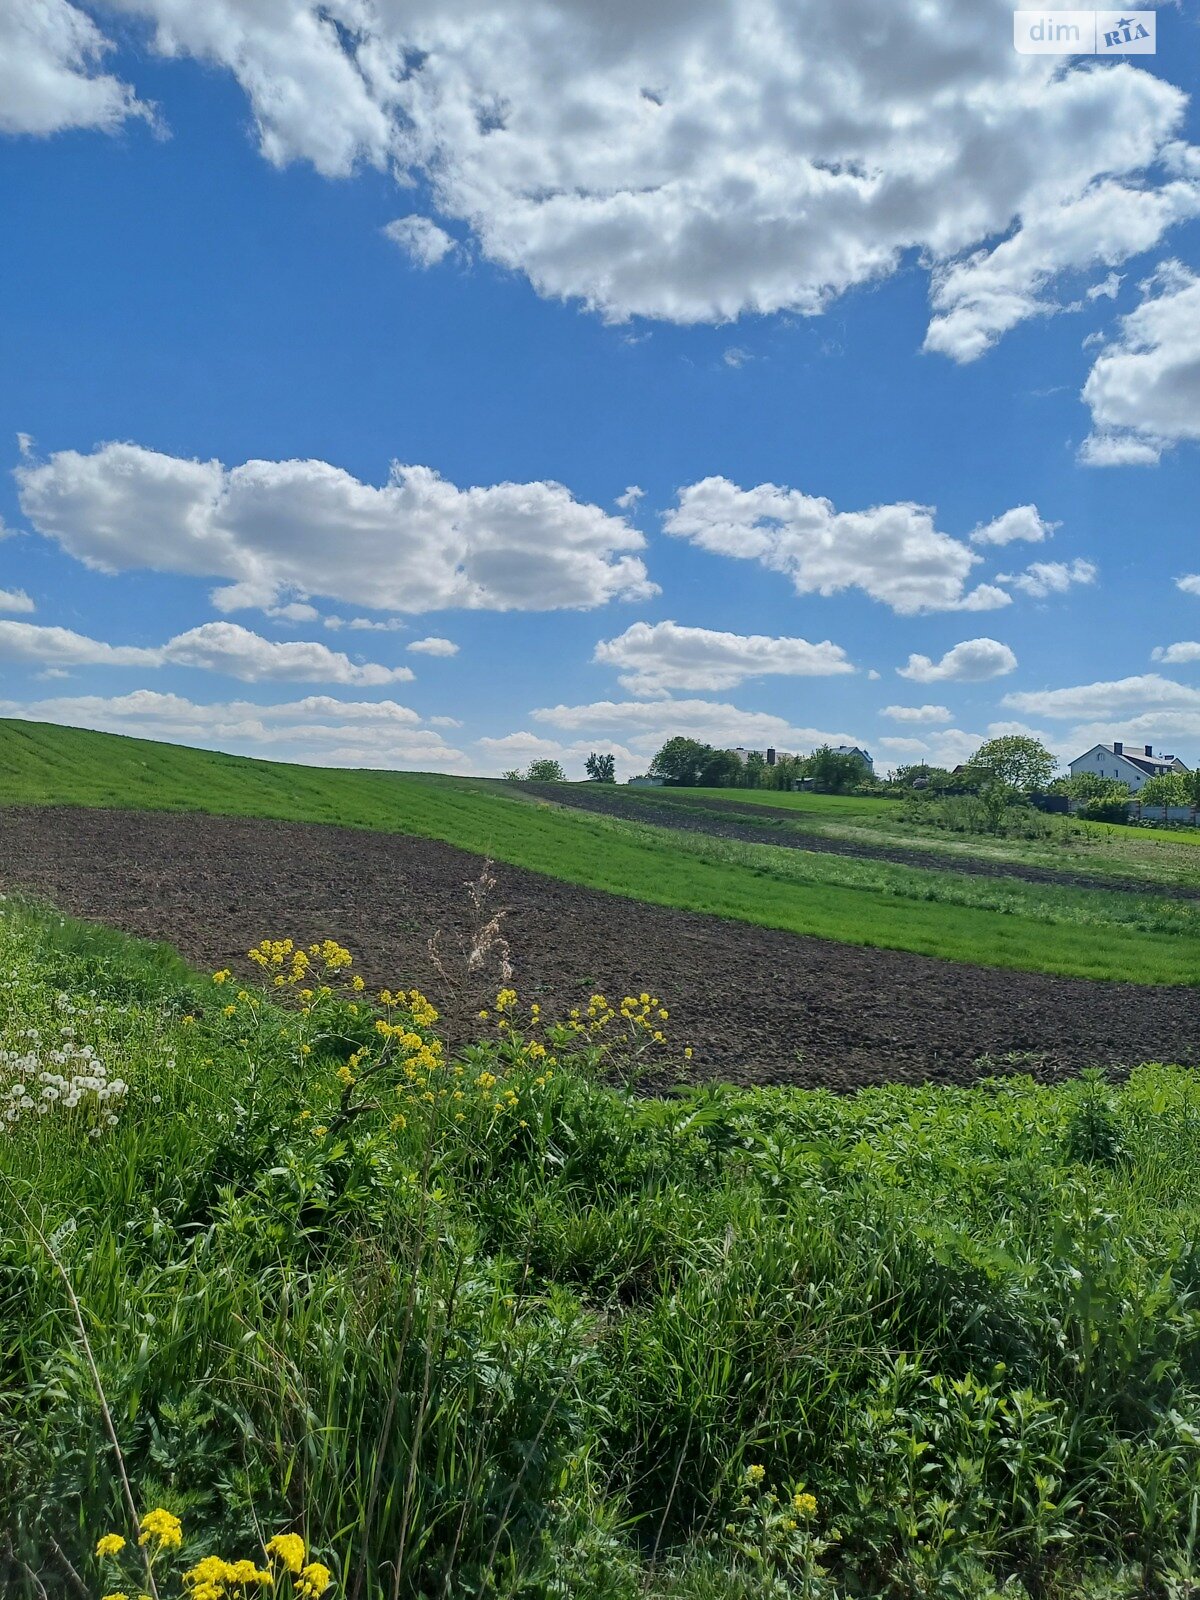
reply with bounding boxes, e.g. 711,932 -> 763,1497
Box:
1068,741 -> 1190,794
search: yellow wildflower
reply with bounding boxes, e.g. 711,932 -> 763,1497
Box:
138,1507 -> 183,1550
744,1464 -> 766,1486
101,1592 -> 131,1600
212,970 -> 231,985
96,1533 -> 126,1557
264,1533 -> 306,1575
296,1562 -> 332,1599
792,1491 -> 817,1516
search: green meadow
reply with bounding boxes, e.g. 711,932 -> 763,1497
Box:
1,718 -> 1197,986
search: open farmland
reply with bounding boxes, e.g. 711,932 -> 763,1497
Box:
0,720 -> 1198,1085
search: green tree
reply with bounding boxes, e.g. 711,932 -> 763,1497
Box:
650,737 -> 714,786
525,758 -> 566,783
698,748 -> 745,788
742,750 -> 767,788
804,746 -> 866,793
1065,772 -> 1131,822
1140,770 -> 1190,822
584,752 -> 616,783
767,754 -> 805,790
966,735 -> 1057,793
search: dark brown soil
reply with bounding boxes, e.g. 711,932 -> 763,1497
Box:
1,805 -> 1197,1092
523,783 -> 1200,900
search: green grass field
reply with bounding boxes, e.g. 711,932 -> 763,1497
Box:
2,717 -> 1198,987
6,899 -> 1200,1599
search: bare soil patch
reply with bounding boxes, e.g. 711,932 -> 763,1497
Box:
524,783 -> 1200,900
1,805 -> 1197,1091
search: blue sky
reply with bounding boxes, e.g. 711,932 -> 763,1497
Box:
1,1 -> 1199,777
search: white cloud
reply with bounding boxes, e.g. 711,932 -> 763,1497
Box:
0,588 -> 35,614
723,347 -> 752,368
383,214 -> 457,267
407,635 -> 458,656
1080,262 -> 1200,464
879,729 -> 983,768
1077,432 -> 1164,466
898,637 -> 1017,683
996,558 -> 1097,598
1179,576 -> 1200,597
970,504 -> 1055,547
924,179 -> 1200,362
1088,272 -> 1122,301
1003,673 -> 1200,721
879,721 -> 1060,770
0,619 -> 415,685
14,1 -> 1185,350
881,704 -> 952,724
477,731 -> 565,760
1065,712 -> 1200,754
266,600 -> 319,622
592,619 -> 854,694
346,616 -> 406,631
16,441 -> 656,614
0,0 -> 151,136
0,690 -> 466,770
1152,643 -> 1200,666
532,695 -> 862,764
664,476 -> 1013,615
615,486 -> 644,511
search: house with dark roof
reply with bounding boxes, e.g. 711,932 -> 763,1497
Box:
1068,741 -> 1190,793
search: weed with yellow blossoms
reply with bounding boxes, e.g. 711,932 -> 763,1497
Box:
723,1467 -> 835,1599
94,1515 -> 330,1600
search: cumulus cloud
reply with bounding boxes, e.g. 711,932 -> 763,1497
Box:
0,690 -> 465,769
1152,643 -> 1200,665
16,441 -> 656,614
383,215 -> 457,267
664,477 -> 1014,616
924,179 -> 1200,362
881,704 -> 953,724
970,505 -> 1055,547
592,620 -> 854,694
615,486 -> 644,511
1180,576 -> 1200,596
996,558 -> 1097,598
0,619 -> 414,685
1002,674 -> 1200,721
0,588 -> 35,613
532,696 -> 862,765
878,729 -> 983,768
406,636 -> 458,656
13,1 -> 1191,349
1080,262 -> 1200,465
898,638 -> 1017,683
0,0 -> 151,135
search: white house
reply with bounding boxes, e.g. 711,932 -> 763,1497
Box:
1068,741 -> 1190,793
833,745 -> 876,776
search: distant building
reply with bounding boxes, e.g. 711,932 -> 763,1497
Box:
731,747 -> 791,766
833,745 -> 876,775
627,775 -> 665,787
1068,741 -> 1190,794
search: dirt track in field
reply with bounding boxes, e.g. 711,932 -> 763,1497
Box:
520,783 -> 1200,900
1,805 -> 1197,1091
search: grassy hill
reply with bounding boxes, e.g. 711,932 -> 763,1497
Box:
1,716 -> 1197,987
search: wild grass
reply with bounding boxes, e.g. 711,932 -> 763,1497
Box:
2,908 -> 1200,1593
6,900 -> 1200,1598
1,720 -> 1198,987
